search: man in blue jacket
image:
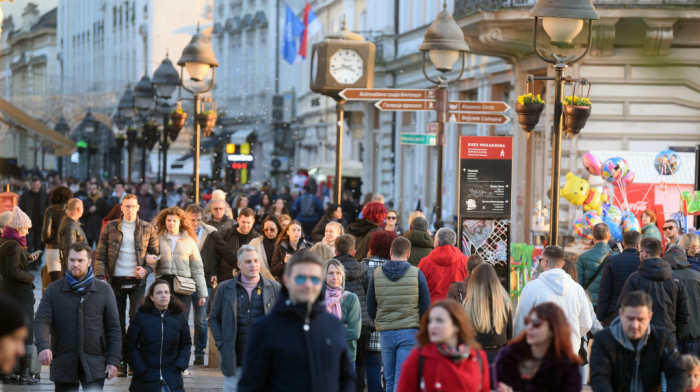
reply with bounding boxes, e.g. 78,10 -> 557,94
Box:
291,186 -> 323,238
237,250 -> 354,392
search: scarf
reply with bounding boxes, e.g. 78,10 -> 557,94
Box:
436,343 -> 472,363
65,266 -> 95,295
1,227 -> 26,248
325,286 -> 343,320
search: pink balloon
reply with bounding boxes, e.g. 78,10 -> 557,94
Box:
582,153 -> 603,176
621,170 -> 635,187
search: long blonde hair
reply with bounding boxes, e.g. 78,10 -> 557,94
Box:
462,263 -> 512,335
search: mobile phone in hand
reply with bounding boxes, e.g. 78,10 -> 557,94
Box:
29,250 -> 43,259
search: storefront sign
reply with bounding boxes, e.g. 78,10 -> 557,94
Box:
458,136 -> 513,218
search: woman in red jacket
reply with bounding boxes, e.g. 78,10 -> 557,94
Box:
397,299 -> 490,392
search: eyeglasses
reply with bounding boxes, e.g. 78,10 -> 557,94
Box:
662,226 -> 675,231
294,275 -> 322,285
387,216 -> 397,220
524,316 -> 544,328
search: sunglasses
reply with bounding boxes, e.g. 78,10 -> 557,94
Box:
387,216 -> 397,220
263,228 -> 277,232
524,316 -> 544,328
294,275 -> 322,285
663,226 -> 675,231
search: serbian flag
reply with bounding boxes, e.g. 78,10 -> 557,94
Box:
298,2 -> 322,59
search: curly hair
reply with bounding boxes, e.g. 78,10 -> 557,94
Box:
153,207 -> 196,240
369,230 -> 398,259
362,202 -> 387,226
49,186 -> 73,205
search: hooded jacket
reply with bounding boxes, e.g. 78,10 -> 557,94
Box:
513,268 -> 593,352
418,245 -> 468,302
366,260 -> 431,331
590,316 -> 686,392
402,230 -> 434,266
596,248 -> 641,325
347,219 -> 382,262
663,246 -> 700,343
237,286 -> 355,392
335,253 -> 371,328
616,257 -> 689,340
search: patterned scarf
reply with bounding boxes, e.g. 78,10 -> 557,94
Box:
325,287 -> 343,320
436,343 -> 473,363
1,227 -> 26,248
65,266 -> 95,295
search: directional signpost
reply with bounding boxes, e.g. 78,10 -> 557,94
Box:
448,112 -> 511,125
400,133 -> 436,146
339,88 -> 436,101
375,100 -> 435,111
448,100 -> 510,113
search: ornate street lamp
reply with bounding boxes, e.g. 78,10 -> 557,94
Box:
133,75 -> 157,182
152,53 -> 182,206
528,0 -> 598,245
117,86 -> 137,183
55,116 -> 69,178
79,110 -> 98,180
177,24 -> 218,204
419,1 -> 469,228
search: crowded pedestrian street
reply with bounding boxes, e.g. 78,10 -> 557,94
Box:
0,0 -> 699,392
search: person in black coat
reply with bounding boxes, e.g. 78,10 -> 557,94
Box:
310,204 -> 348,242
663,244 -> 700,354
238,250 -> 355,392
17,178 -> 48,253
269,220 -> 312,281
596,230 -> 642,326
616,237 -> 690,342
126,279 -> 191,392
591,290 -> 686,392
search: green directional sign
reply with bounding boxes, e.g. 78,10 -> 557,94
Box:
400,133 -> 436,145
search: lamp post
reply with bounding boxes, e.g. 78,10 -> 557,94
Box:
151,54 -> 181,208
528,0 -> 598,245
54,116 -> 69,178
117,86 -> 136,183
79,110 -> 98,180
419,2 -> 469,229
133,75 -> 156,183
177,25 -> 218,204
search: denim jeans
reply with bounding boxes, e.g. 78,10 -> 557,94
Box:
380,329 -> 418,392
367,351 -> 384,392
192,288 -> 212,357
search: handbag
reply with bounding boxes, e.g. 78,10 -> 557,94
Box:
173,275 -> 196,295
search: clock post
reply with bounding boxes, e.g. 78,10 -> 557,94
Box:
310,24 -> 375,204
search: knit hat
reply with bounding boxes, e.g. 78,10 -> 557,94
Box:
7,206 -> 32,229
0,211 -> 11,229
410,216 -> 429,232
0,293 -> 26,337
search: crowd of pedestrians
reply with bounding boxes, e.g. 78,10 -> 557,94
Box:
0,174 -> 700,391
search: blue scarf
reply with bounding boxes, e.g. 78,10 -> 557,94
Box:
65,266 -> 95,295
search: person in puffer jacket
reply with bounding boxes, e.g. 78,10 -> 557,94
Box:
418,227 -> 468,302
126,279 -> 191,392
663,244 -> 700,353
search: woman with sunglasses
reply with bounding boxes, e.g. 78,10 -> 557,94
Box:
269,220 -> 312,281
385,209 -> 402,235
249,216 -> 282,271
640,210 -> 662,242
397,299 -> 490,392
494,302 -> 582,392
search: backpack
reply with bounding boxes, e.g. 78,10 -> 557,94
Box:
300,194 -> 315,218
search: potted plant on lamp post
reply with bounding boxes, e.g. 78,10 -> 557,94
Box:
171,107 -> 187,130
563,94 -> 591,137
515,92 -> 545,135
197,109 -> 217,136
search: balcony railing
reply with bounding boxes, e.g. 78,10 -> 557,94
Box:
455,0 -> 700,17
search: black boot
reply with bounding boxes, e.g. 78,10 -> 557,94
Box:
19,355 -> 38,385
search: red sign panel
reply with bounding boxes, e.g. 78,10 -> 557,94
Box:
460,136 -> 513,160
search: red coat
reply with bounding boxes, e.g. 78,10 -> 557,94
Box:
397,343 -> 490,392
418,245 -> 468,302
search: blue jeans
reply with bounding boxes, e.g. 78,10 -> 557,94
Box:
192,287 -> 212,357
367,351 -> 384,392
380,329 -> 417,392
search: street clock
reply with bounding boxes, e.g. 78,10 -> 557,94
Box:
310,24 -> 375,102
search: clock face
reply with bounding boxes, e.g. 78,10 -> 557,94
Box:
311,49 -> 318,84
329,49 -> 364,85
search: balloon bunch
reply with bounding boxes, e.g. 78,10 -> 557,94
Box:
560,172 -> 607,215
572,204 -> 639,241
586,154 -> 636,188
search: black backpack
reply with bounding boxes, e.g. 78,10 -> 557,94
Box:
300,194 -> 315,218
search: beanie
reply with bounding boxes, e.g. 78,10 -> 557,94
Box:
410,216 -> 429,232
0,211 -> 11,229
7,206 -> 32,229
0,293 -> 26,337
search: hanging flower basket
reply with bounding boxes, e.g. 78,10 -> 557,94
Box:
562,81 -> 592,138
134,135 -> 144,148
171,109 -> 187,131
126,127 -> 138,147
166,123 -> 181,142
197,111 -> 217,137
515,84 -> 545,136
115,135 -> 125,149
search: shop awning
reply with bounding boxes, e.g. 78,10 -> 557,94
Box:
0,98 -> 75,156
229,128 -> 254,145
